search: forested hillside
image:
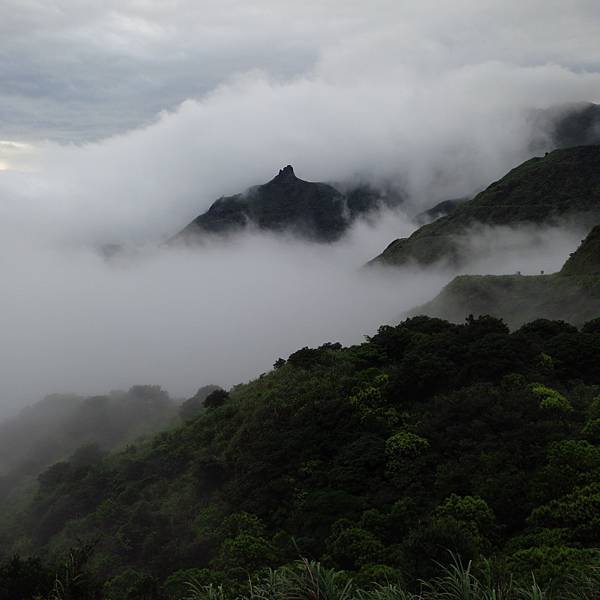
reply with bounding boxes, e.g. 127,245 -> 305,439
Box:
0,386 -> 177,512
1,315 -> 599,598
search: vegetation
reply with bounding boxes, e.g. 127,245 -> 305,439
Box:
561,225 -> 600,276
414,198 -> 467,225
0,386 -> 177,510
3,552 -> 598,600
413,225 -> 600,327
180,387 -> 224,421
0,313 -> 599,597
369,145 -> 600,268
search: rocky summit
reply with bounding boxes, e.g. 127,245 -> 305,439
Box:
173,166 -> 401,244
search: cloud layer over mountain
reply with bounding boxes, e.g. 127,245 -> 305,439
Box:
1,0 -> 600,413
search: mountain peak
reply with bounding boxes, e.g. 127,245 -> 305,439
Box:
173,165 -> 400,244
273,164 -> 296,182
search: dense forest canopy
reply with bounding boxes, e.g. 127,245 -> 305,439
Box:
1,314 -> 599,598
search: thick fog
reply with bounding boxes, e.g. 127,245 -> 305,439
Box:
0,212 -> 587,416
0,213 -> 444,411
1,0 -> 600,415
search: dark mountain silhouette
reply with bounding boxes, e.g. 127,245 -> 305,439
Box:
173,165 -> 402,243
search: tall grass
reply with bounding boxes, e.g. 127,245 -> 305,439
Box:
180,556 -> 568,600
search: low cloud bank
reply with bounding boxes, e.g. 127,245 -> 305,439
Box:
0,211 -> 447,413
0,208 -> 587,418
1,0 -> 599,414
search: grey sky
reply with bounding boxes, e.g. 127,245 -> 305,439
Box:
1,1 -> 600,143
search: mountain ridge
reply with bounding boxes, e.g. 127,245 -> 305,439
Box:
411,224 -> 600,327
369,145 -> 600,269
174,165 -> 402,244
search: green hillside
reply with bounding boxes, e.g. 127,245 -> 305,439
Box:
561,224 -> 600,276
413,225 -> 600,327
1,316 -> 599,598
0,387 -> 177,512
370,146 -> 600,268
412,273 -> 600,328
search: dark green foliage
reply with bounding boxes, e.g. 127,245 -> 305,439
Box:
581,317 -> 600,334
414,197 -> 468,224
1,316 -> 600,597
516,319 -> 578,343
0,555 -> 53,600
180,386 -> 223,420
204,390 -> 230,410
0,385 -> 176,506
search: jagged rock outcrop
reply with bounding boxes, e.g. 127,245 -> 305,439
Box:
174,166 -> 401,244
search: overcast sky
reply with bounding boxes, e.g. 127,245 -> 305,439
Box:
1,0 -> 600,146
2,0 -> 600,237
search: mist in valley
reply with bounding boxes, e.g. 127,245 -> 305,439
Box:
0,206 -> 589,420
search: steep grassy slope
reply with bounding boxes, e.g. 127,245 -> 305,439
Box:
414,197 -> 467,224
413,226 -> 600,327
370,146 -> 600,268
412,273 -> 600,328
561,223 -> 600,275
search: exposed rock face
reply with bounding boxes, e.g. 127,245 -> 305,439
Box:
173,166 -> 402,244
